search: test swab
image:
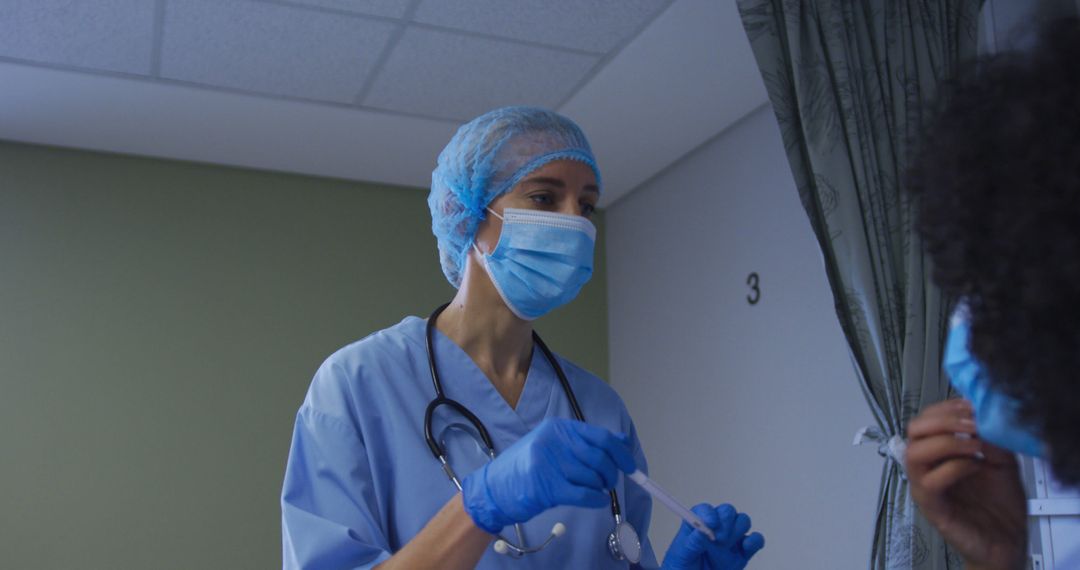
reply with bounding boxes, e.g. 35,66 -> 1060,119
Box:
627,470 -> 716,541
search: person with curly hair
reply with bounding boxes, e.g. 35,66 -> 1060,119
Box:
903,17 -> 1080,570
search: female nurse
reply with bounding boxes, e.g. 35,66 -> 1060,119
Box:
280,107 -> 764,569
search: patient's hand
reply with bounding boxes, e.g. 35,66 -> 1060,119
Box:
905,399 -> 1027,570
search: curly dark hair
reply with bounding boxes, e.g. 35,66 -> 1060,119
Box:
907,18 -> 1080,485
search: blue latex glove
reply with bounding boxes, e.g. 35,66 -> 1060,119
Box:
461,417 -> 636,534
662,503 -> 765,570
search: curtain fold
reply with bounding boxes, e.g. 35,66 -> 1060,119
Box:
735,2 -> 983,568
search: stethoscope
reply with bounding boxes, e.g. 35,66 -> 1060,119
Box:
423,303 -> 642,563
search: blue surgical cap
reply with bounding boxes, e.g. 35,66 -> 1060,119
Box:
429,106 -> 601,288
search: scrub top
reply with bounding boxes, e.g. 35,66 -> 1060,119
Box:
281,316 -> 659,569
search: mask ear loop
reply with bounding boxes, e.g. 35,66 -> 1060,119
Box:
471,207 -> 533,321
472,207 -> 505,257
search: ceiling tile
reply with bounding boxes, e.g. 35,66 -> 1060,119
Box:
412,0 -> 670,54
160,0 -> 395,103
562,0 -> 769,204
0,0 -> 155,74
363,27 -> 599,121
270,0 -> 410,19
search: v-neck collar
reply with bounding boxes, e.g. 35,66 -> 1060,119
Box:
425,321 -> 556,445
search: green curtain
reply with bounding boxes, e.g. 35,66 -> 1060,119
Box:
735,1 -> 982,568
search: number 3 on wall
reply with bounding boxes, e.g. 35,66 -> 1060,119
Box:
747,272 -> 761,305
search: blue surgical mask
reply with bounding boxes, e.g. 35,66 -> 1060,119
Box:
944,307 -> 1045,457
474,208 -> 595,321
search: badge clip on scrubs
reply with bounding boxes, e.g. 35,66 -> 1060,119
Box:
424,303 -> 642,563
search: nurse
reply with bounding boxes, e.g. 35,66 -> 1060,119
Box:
281,107 -> 764,569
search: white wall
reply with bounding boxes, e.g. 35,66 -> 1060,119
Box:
606,106 -> 883,568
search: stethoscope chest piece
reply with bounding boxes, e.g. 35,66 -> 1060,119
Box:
608,517 -> 642,564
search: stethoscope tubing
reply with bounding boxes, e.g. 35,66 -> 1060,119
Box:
423,303 -> 623,521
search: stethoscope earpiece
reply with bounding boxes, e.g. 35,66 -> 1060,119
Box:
493,523 -> 567,557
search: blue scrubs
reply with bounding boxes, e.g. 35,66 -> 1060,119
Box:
281,316 -> 658,569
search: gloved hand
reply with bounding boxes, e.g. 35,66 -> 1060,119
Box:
662,503 -> 765,570
460,417 -> 635,534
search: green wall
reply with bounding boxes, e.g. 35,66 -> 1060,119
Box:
0,141 -> 608,569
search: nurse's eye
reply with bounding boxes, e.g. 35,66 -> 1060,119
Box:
529,192 -> 555,207
581,202 -> 596,218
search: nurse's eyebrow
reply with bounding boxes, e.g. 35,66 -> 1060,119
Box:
524,176 -> 600,194
524,176 -> 566,188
